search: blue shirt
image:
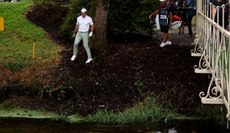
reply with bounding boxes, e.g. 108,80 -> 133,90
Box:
186,0 -> 195,9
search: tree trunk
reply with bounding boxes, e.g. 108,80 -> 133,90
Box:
90,0 -> 109,49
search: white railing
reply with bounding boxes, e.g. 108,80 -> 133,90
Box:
191,0 -> 230,122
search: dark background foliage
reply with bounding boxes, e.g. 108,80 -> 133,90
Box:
108,0 -> 159,33
28,0 -> 159,43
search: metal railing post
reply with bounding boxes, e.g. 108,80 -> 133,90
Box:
193,0 -> 230,124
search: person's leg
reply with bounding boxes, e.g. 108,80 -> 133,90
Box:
73,33 -> 82,56
165,31 -> 172,45
187,15 -> 193,36
181,10 -> 187,34
163,32 -> 169,43
161,25 -> 169,42
179,21 -> 185,34
160,25 -> 171,47
179,10 -> 185,34
164,24 -> 171,44
160,32 -> 169,47
82,32 -> 92,59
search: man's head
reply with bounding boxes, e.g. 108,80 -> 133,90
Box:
159,0 -> 167,7
81,8 -> 87,17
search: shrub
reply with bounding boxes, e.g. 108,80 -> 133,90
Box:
26,3 -> 68,40
61,0 -> 159,37
29,0 -> 160,42
60,0 -> 91,37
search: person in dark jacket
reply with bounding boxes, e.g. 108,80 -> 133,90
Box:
149,0 -> 173,47
185,0 -> 196,36
177,0 -> 187,34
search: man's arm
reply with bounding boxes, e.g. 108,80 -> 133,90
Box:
149,9 -> 160,19
90,24 -> 94,33
88,24 -> 94,37
72,24 -> 79,38
210,0 -> 217,20
212,6 -> 217,19
73,24 -> 79,33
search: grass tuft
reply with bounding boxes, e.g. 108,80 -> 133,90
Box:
85,97 -> 194,124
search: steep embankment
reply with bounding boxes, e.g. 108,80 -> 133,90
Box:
0,0 -> 218,124
43,41 -> 209,116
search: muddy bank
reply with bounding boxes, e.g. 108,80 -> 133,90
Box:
3,2 -> 209,116
0,40 -> 209,116
0,25 -> 210,117
48,41 -> 209,115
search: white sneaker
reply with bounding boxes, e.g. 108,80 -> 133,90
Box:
85,58 -> 93,64
160,42 -> 166,47
166,41 -> 172,45
71,55 -> 76,61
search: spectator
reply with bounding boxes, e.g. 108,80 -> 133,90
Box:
149,0 -> 173,47
185,0 -> 196,36
177,0 -> 187,34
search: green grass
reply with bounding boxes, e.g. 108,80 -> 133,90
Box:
0,97 -> 195,124
83,97 -> 194,124
0,0 -> 63,70
1,97 -> 225,124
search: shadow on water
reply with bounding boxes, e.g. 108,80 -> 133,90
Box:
0,118 -> 229,133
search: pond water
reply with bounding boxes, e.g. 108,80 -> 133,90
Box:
0,118 -> 229,133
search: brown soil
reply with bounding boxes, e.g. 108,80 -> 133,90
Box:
27,36 -> 208,116
1,33 -> 210,116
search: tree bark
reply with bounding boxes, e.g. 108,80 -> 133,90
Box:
90,0 -> 109,49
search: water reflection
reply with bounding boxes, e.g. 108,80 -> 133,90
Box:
0,118 -> 229,133
146,128 -> 177,133
144,124 -> 227,133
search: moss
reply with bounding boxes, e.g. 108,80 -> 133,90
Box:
0,107 -> 59,120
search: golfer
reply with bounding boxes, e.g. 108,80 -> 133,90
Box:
71,8 -> 94,64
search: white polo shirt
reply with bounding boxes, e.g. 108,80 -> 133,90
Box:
76,15 -> 93,32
